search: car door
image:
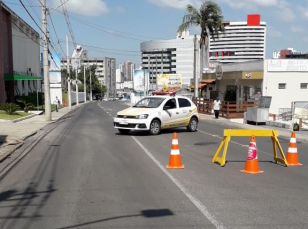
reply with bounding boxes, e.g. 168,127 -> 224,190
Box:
160,98 -> 180,128
177,97 -> 194,126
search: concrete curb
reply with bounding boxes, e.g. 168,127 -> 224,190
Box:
0,106 -> 79,180
12,113 -> 37,123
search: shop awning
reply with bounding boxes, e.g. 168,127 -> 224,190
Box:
200,79 -> 216,84
4,73 -> 42,81
190,83 -> 207,89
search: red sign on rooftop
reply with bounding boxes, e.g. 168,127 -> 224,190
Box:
247,14 -> 260,26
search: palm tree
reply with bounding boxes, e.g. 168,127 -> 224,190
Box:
178,1 -> 224,96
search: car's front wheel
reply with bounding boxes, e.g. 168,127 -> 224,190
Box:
187,117 -> 198,132
149,119 -> 161,135
118,129 -> 131,134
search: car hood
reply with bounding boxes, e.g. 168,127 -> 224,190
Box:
117,107 -> 155,116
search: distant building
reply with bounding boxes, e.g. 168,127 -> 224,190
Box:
209,14 -> 266,63
141,31 -> 201,89
119,61 -> 135,82
61,46 -> 116,98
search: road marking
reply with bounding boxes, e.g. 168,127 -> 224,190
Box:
198,130 -> 272,156
132,136 -> 226,229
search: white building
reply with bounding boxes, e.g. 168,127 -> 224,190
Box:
1,2 -> 41,103
61,47 -> 116,98
209,14 -> 266,63
140,31 -> 201,89
263,59 -> 308,115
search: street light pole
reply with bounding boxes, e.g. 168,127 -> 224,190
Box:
75,65 -> 79,106
42,0 -> 51,121
90,70 -> 92,101
66,34 -> 71,110
143,68 -> 146,97
84,63 -> 86,103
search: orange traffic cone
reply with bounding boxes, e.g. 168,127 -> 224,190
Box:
240,135 -> 263,174
286,131 -> 302,166
166,132 -> 184,169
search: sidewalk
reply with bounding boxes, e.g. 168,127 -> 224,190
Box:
0,106 -> 78,161
198,113 -> 308,142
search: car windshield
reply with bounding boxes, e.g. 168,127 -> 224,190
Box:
132,97 -> 166,108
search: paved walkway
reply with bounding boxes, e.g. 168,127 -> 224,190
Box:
0,106 -> 307,162
0,105 -> 78,161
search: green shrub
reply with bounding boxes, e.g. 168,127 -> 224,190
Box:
16,99 -> 34,112
16,92 -> 44,109
1,103 -> 20,115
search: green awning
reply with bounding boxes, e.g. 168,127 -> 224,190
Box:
4,74 -> 42,81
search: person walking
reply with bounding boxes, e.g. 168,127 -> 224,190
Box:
213,97 -> 221,119
54,96 -> 60,112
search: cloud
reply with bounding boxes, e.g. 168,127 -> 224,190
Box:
217,0 -> 279,9
51,0 -> 109,16
116,6 -> 125,13
291,25 -> 305,33
267,26 -> 281,38
298,5 -> 308,19
146,0 -> 202,9
274,1 -> 295,22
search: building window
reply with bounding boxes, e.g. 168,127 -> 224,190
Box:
300,83 -> 308,89
278,83 -> 286,89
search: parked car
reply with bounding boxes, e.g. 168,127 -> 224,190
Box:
113,95 -> 199,135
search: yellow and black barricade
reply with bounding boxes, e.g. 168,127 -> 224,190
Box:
212,129 -> 288,167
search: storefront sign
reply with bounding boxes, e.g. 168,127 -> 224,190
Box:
268,59 -> 308,72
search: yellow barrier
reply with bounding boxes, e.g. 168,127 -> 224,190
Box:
212,129 -> 288,167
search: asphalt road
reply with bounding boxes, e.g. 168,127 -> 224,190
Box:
0,100 -> 307,229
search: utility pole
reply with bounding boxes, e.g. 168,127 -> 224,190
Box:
143,68 -> 146,97
76,62 -> 79,106
90,70 -> 92,101
66,34 -> 71,110
42,0 -> 51,121
84,63 -> 86,103
193,34 -> 198,98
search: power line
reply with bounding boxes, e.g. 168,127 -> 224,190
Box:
48,13 -> 66,57
18,0 -> 45,36
60,0 -> 77,48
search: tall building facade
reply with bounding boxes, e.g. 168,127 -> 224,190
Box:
119,61 -> 135,82
0,2 -> 41,103
209,14 -> 266,63
140,31 -> 201,89
61,46 -> 116,98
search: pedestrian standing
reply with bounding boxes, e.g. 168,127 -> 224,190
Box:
213,97 -> 221,119
54,96 -> 60,112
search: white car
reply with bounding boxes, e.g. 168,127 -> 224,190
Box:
113,95 -> 199,135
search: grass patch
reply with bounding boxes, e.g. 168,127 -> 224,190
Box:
0,110 -> 33,120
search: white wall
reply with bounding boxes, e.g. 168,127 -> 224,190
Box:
263,60 -> 308,114
12,24 -> 40,76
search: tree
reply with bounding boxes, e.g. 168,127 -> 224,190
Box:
178,1 -> 225,70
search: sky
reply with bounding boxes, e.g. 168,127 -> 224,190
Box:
3,0 -> 308,68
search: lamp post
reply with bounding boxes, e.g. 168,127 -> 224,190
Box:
84,62 -> 86,103
143,68 -> 146,97
90,69 -> 92,101
75,64 -> 79,106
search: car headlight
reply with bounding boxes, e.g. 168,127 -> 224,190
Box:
136,114 -> 149,119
